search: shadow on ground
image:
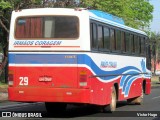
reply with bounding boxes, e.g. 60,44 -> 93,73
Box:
43,101 -> 139,118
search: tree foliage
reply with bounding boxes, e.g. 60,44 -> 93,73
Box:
82,0 -> 153,29
149,32 -> 160,73
150,32 -> 160,58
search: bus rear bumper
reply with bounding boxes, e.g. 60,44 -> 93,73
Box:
8,87 -> 90,104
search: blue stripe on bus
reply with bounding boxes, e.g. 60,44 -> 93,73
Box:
9,54 -> 78,64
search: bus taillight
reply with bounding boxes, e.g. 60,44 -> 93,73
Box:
79,71 -> 88,88
8,70 -> 14,86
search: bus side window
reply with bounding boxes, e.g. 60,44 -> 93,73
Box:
116,30 -> 121,51
110,29 -> 116,51
98,25 -> 103,49
140,37 -> 145,55
125,32 -> 130,53
135,35 -> 140,55
104,27 -> 110,50
121,31 -> 125,52
139,37 -> 141,54
91,23 -> 98,50
131,34 -> 135,54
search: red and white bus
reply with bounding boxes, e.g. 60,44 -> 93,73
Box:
8,8 -> 151,112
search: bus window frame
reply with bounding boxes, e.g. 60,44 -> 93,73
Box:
103,26 -> 111,52
140,36 -> 145,56
115,29 -> 122,53
130,34 -> 135,55
110,28 -> 116,52
90,22 -> 98,50
97,25 -> 104,50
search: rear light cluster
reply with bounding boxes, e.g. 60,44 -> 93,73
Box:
79,71 -> 88,88
8,70 -> 14,86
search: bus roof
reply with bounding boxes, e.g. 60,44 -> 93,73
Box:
89,10 -> 125,25
13,8 -> 147,36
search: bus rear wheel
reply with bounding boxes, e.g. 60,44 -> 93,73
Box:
103,87 -> 117,113
45,102 -> 67,113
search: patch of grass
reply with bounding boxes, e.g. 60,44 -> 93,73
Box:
0,81 -> 8,89
151,76 -> 160,86
0,69 -> 8,87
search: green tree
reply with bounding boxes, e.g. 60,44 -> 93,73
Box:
150,32 -> 160,59
149,32 -> 160,73
82,0 -> 153,29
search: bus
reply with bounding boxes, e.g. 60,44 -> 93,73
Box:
8,8 -> 151,112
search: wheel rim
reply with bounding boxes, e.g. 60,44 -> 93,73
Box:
141,87 -> 144,99
111,89 -> 116,111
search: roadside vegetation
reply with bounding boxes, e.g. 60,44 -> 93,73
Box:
151,76 -> 160,86
0,71 -> 8,92
0,81 -> 8,92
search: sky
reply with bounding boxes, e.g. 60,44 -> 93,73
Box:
149,0 -> 160,33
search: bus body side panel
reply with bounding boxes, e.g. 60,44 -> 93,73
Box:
89,77 -> 120,105
118,78 -> 142,100
82,53 -> 151,103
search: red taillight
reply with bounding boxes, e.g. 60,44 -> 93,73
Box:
8,70 -> 14,86
79,71 -> 88,88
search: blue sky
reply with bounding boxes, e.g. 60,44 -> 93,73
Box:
149,0 -> 160,33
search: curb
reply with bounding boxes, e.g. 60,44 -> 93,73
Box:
151,85 -> 160,89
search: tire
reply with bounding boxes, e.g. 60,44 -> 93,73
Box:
127,87 -> 143,105
103,87 -> 117,113
45,102 -> 67,113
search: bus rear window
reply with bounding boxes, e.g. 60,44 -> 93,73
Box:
15,16 -> 79,39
